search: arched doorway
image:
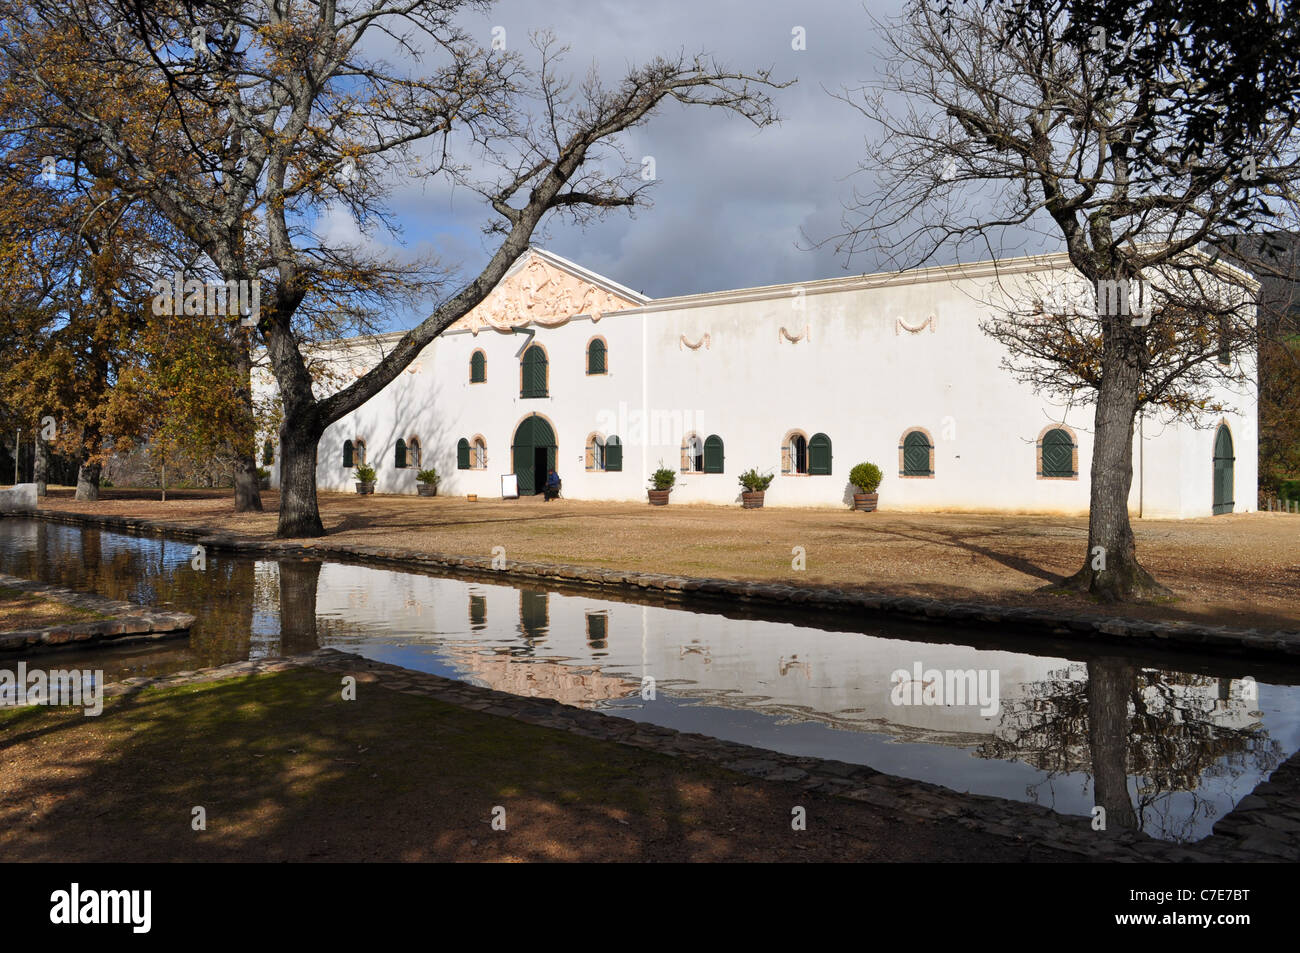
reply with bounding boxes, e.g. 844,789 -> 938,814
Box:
1213,424 -> 1235,515
512,414 -> 557,496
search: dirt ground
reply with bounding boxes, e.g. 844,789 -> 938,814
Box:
34,487 -> 1300,630
0,669 -> 1071,862
0,586 -> 101,631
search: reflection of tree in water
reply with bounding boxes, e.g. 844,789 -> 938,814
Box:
976,658 -> 1281,839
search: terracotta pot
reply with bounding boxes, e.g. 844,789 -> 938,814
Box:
853,491 -> 878,512
417,484 -> 438,496
355,482 -> 375,495
741,490 -> 765,509
648,488 -> 672,506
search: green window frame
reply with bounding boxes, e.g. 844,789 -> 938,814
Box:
703,434 -> 724,473
1041,428 -> 1075,478
605,435 -> 622,471
456,437 -> 471,470
395,438 -> 407,469
470,350 -> 486,383
343,440 -> 354,469
587,338 -> 607,375
809,433 -> 832,475
521,345 -> 548,398
902,431 -> 933,476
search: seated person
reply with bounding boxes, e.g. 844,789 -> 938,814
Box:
543,468 -> 561,501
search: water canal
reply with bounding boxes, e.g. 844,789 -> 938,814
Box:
2,516 -> 1298,843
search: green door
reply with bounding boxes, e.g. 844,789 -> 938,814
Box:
511,415 -> 557,495
1213,424 -> 1234,515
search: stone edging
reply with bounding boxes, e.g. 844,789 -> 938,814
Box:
99,648 -> 1295,862
25,508 -> 1300,662
0,572 -> 196,652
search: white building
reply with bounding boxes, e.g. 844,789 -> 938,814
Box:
261,247 -> 1257,517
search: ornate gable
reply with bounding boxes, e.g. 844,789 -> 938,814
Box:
450,249 -> 642,335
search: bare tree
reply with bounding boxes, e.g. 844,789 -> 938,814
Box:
834,0 -> 1300,601
3,0 -> 784,536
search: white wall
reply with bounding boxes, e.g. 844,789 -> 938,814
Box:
258,253 -> 1258,518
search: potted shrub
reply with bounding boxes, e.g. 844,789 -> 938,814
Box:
648,465 -> 676,505
355,463 -> 377,495
416,467 -> 440,497
738,468 -> 774,508
849,462 -> 883,512
256,467 -> 271,490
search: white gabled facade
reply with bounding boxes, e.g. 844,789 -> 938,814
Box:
258,247 -> 1258,518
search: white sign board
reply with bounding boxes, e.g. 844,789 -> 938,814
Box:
500,474 -> 518,499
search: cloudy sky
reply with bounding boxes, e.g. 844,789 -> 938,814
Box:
330,0 -> 1056,329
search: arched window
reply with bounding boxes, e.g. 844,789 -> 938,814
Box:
605,435 -> 623,472
900,429 -> 934,477
586,433 -> 606,471
407,437 -> 422,469
343,439 -> 355,469
353,438 -> 367,466
521,344 -> 548,398
395,438 -> 408,469
472,436 -> 487,470
808,433 -> 832,475
470,349 -> 487,383
1039,427 -> 1077,479
782,431 -> 808,474
586,337 -> 607,375
681,433 -> 704,472
703,434 -> 725,473
457,437 -> 471,470
262,439 -> 274,466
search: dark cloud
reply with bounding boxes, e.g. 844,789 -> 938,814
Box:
355,0 -> 1049,327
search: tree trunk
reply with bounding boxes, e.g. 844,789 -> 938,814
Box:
1087,658 -> 1139,832
231,335 -> 263,513
75,460 -> 101,501
276,420 -> 326,537
1062,301 -> 1169,602
33,435 -> 47,497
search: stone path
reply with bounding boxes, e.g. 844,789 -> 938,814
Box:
0,572 -> 195,652
98,648 -> 1300,862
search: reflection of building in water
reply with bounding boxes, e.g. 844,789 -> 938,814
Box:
309,565 -> 1283,784
436,642 -> 637,706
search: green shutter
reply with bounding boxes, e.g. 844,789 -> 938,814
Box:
1042,429 -> 1074,477
457,438 -> 470,470
809,433 -> 832,475
587,339 -> 606,374
903,431 -> 932,476
395,438 -> 407,469
703,435 -> 724,473
522,346 -> 548,397
471,350 -> 486,383
605,436 -> 622,471
343,440 -> 354,468
262,440 -> 274,465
